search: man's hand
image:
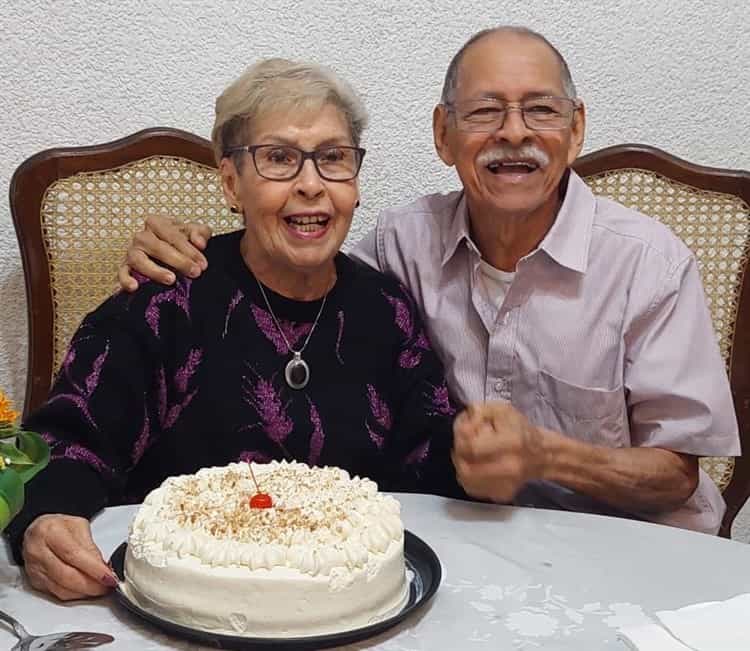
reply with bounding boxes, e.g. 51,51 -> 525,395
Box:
118,215 -> 213,292
452,402 -> 547,503
453,402 -> 700,515
22,514 -> 118,601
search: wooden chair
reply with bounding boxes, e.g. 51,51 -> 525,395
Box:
10,128 -> 242,419
10,131 -> 750,536
573,145 -> 750,538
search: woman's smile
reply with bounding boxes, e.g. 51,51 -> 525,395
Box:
283,211 -> 333,239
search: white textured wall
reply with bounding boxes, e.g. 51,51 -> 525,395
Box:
2,1 -> 749,537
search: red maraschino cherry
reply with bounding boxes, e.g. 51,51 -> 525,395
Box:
247,462 -> 273,509
249,493 -> 273,509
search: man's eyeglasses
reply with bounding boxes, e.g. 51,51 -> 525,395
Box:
445,96 -> 580,132
223,144 -> 366,182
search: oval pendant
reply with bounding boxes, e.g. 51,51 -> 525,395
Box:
285,352 -> 310,390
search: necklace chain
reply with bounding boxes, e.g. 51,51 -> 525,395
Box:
255,278 -> 329,355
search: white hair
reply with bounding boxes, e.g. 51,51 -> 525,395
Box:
211,58 -> 368,166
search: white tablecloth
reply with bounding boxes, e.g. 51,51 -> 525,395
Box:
2,494 -> 749,650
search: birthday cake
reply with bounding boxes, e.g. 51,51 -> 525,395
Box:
122,461 -> 408,637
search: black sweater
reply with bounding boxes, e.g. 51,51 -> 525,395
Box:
7,231 -> 463,563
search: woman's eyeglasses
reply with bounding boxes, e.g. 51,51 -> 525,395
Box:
223,145 -> 366,182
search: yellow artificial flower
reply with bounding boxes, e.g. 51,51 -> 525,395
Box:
0,391 -> 19,425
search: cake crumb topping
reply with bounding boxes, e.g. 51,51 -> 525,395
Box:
129,461 -> 403,575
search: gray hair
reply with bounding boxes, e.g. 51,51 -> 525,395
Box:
440,26 -> 577,104
211,58 -> 368,166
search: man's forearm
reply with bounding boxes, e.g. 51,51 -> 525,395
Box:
538,429 -> 699,513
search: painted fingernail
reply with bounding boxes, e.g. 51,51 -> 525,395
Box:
165,272 -> 176,284
101,572 -> 119,587
189,266 -> 200,278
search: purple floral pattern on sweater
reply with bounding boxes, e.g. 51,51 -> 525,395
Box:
383,291 -> 413,337
40,431 -> 111,473
250,303 -> 313,354
61,348 -> 78,386
156,347 -> 203,430
223,289 -> 244,338
175,349 -> 203,394
85,349 -> 108,396
243,371 -> 293,455
58,444 -> 110,473
401,329 -> 432,368
307,397 -> 325,466
336,310 -> 344,366
382,291 -> 431,368
335,310 -> 345,364
145,277 -> 192,337
39,431 -> 62,456
131,271 -> 153,286
239,450 -> 272,464
48,342 -> 111,429
365,384 -> 392,450
366,422 -> 384,449
131,406 -> 151,465
426,383 -> 457,417
165,390 -> 198,430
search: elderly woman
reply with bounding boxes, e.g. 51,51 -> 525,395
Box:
7,59 -> 461,601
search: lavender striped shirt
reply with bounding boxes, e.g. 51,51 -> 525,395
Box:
352,170 -> 740,534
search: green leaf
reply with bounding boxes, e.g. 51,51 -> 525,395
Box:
0,425 -> 16,439
16,431 -> 50,482
0,442 -> 34,466
0,467 -> 24,522
0,495 -> 11,533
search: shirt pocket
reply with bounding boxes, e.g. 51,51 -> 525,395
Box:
535,369 -> 627,447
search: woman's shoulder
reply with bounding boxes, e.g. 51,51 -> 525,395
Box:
82,273 -> 198,341
337,252 -> 420,318
136,229 -> 243,297
338,252 -> 414,297
86,231 -> 244,333
203,229 -> 244,263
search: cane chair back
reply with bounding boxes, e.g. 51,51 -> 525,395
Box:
574,145 -> 750,537
10,128 -> 239,418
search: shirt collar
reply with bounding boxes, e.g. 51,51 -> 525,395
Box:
536,169 -> 595,274
441,169 -> 596,273
441,192 -> 477,265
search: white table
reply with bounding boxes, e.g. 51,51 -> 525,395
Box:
2,494 -> 750,650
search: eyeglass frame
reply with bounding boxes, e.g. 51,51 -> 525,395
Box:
443,96 -> 581,132
222,144 -> 367,182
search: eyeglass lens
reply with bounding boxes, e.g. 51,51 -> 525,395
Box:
254,145 -> 362,181
453,97 -> 575,131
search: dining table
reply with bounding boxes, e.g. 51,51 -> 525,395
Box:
2,493 -> 750,650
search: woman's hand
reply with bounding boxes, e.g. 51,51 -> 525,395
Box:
118,215 -> 213,292
22,514 -> 118,601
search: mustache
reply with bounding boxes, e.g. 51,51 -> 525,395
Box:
476,144 -> 550,168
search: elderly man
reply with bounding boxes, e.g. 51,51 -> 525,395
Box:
119,26 -> 739,534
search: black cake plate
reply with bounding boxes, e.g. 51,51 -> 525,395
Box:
109,530 -> 441,650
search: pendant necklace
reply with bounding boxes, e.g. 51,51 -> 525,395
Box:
255,277 -> 330,390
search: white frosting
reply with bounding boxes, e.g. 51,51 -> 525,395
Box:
124,461 -> 408,637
